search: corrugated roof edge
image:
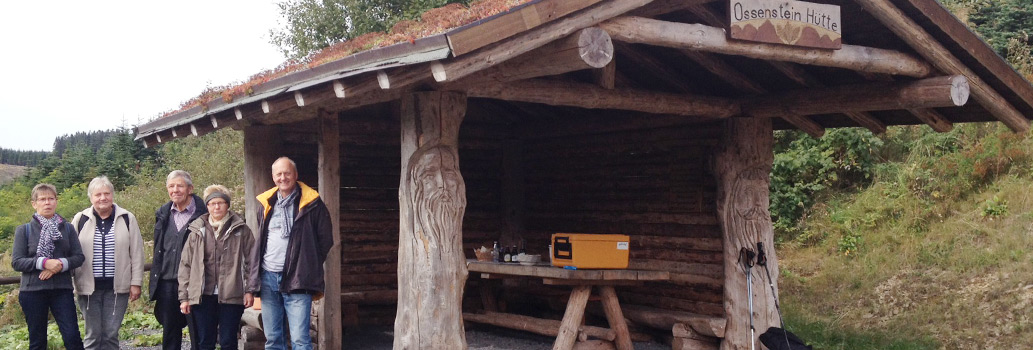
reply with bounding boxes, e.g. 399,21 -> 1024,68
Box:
135,34 -> 451,140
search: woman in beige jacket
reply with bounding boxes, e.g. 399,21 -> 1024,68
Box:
71,176 -> 145,350
178,184 -> 255,350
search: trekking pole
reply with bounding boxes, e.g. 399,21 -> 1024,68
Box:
757,242 -> 791,350
739,247 -> 757,350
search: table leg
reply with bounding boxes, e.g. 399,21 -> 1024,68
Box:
479,279 -> 499,312
599,286 -> 633,350
554,285 -> 592,350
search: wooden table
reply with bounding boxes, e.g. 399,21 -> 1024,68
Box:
466,260 -> 670,350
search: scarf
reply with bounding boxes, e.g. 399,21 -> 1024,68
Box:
209,214 -> 230,239
275,187 -> 299,239
34,213 -> 63,258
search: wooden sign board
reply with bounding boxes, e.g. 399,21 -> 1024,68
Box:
729,0 -> 842,49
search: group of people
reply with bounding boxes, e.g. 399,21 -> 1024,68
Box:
12,157 -> 333,350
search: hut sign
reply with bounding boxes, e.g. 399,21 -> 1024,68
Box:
729,0 -> 842,49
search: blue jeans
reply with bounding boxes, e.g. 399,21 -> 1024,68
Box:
20,288 -> 84,350
260,270 -> 313,350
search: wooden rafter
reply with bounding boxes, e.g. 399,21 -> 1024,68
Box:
681,50 -> 825,137
435,0 -> 653,83
856,0 -> 1030,132
614,42 -> 695,93
629,0 -> 715,17
769,62 -> 888,133
599,16 -> 935,78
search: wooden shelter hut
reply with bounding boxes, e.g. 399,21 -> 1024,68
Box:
135,0 -> 1033,349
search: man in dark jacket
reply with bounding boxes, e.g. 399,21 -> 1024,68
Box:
150,170 -> 207,350
246,157 -> 333,350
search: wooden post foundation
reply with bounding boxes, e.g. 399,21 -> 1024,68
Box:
393,92 -> 469,350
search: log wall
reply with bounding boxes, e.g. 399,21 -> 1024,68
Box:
275,103 -> 509,326
521,116 -> 725,318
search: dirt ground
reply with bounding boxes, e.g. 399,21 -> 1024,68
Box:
121,325 -> 671,349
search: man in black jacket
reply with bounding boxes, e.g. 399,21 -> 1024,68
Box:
150,170 -> 207,350
246,157 -> 333,350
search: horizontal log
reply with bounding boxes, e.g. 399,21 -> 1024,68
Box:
466,79 -> 740,118
242,308 -> 263,330
341,290 -> 398,304
621,304 -> 726,338
436,0 -> 652,82
632,236 -> 722,252
672,336 -> 719,350
442,27 -> 613,86
463,312 -> 617,341
600,16 -> 934,77
619,292 -> 724,316
744,75 -> 970,118
628,260 -> 723,279
673,322 -> 721,341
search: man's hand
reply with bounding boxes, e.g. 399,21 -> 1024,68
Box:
43,259 -> 63,273
129,285 -> 141,301
244,293 -> 254,308
180,301 -> 191,315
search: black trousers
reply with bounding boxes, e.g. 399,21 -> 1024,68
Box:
154,279 -> 198,350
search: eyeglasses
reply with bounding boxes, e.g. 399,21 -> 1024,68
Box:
207,201 -> 229,207
35,197 -> 57,203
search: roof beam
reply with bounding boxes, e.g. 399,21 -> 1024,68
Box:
681,50 -> 825,137
465,79 -> 740,117
599,16 -> 935,78
438,27 -> 614,87
435,0 -> 652,83
769,62 -> 888,133
856,0 -> 1030,132
744,75 -> 969,118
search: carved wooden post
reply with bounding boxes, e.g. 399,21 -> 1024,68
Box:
317,110 -> 342,350
714,118 -> 779,350
394,92 -> 469,350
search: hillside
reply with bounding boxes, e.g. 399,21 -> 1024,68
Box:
777,124 -> 1033,348
0,164 -> 27,186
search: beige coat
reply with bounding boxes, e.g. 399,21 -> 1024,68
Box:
71,205 -> 145,295
178,211 -> 254,305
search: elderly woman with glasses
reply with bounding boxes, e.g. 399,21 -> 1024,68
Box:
70,176 -> 145,350
12,183 -> 85,350
178,184 -> 255,350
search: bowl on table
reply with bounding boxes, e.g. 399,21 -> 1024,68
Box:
517,254 -> 542,266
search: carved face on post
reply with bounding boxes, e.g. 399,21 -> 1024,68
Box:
731,168 -> 771,245
407,145 -> 467,252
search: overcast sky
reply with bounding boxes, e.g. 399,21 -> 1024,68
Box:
0,1 -> 287,151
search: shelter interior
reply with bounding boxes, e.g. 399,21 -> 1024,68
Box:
265,98 -> 725,329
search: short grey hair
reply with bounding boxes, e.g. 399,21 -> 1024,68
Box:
166,170 -> 193,187
87,176 -> 115,197
30,183 -> 57,202
272,157 -> 297,172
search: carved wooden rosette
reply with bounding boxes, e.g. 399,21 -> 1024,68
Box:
394,92 -> 469,350
714,117 -> 779,350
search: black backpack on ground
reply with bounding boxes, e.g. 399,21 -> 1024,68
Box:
759,327 -> 812,350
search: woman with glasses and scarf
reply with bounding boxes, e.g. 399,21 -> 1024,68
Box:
178,185 -> 255,350
12,183 -> 85,350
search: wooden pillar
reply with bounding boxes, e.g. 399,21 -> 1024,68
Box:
317,110 -> 342,350
243,125 -> 281,236
713,117 -> 779,350
393,92 -> 469,350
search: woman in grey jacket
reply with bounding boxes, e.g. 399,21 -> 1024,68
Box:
71,176 -> 145,350
12,183 -> 85,350
178,185 -> 255,350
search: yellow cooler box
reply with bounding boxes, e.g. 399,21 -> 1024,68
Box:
551,233 -> 630,269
